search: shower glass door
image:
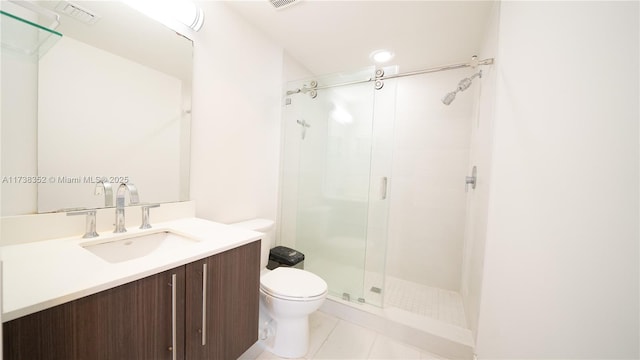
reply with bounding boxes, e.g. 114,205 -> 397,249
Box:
280,67 -> 380,304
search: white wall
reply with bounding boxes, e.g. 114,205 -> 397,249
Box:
189,2 -> 283,224
476,2 -> 639,358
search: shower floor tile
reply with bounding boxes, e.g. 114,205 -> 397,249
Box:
303,260 -> 467,329
383,276 -> 467,328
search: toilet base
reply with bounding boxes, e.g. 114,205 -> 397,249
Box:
266,316 -> 310,358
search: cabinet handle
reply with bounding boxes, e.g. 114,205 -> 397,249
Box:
202,263 -> 207,346
171,273 -> 177,360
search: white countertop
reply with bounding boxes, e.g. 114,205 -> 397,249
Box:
0,217 -> 262,322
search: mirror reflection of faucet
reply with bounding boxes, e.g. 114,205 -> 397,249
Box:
114,183 -> 139,233
94,180 -> 113,207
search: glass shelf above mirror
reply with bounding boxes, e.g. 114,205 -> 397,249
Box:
1,10 -> 62,59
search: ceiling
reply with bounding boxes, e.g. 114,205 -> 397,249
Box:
224,0 -> 495,76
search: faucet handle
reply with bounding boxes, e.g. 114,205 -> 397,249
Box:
140,203 -> 160,229
67,210 -> 99,238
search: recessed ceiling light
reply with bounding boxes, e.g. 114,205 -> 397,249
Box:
370,49 -> 395,63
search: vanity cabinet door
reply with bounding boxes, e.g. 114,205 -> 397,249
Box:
185,240 -> 261,360
72,266 -> 186,360
3,267 -> 186,360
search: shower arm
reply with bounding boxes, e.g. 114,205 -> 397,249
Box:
469,71 -> 482,81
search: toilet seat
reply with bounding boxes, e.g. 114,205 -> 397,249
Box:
260,267 -> 327,301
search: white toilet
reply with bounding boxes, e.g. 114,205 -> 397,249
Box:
230,219 -> 327,359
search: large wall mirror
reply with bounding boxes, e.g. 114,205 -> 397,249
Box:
1,0 -> 192,214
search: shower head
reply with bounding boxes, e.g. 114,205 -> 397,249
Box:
442,70 -> 482,106
442,91 -> 457,105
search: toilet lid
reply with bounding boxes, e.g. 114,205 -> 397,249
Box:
260,267 -> 327,300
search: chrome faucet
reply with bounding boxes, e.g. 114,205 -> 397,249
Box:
114,183 -> 139,233
94,180 -> 113,207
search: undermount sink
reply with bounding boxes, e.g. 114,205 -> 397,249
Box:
81,231 -> 200,263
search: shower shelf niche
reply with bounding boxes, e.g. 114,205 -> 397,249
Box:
1,10 -> 62,59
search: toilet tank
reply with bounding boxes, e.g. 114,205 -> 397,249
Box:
229,219 -> 274,269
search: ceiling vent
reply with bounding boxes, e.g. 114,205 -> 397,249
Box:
55,1 -> 100,24
269,0 -> 300,10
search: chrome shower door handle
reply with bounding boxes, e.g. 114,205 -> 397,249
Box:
380,177 -> 388,200
465,166 -> 477,192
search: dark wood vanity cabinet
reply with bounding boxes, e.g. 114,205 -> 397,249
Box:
3,267 -> 184,360
3,240 -> 260,360
185,241 -> 261,360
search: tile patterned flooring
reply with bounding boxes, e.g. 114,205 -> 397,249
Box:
384,276 -> 467,328
239,311 -> 447,360
306,258 -> 468,330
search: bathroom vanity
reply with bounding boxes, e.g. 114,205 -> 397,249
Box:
1,218 -> 261,360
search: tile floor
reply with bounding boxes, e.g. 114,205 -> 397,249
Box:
239,311 -> 446,360
384,276 -> 467,328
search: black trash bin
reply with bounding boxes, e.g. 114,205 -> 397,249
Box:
267,246 -> 305,270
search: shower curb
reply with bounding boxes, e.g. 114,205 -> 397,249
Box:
320,296 -> 475,360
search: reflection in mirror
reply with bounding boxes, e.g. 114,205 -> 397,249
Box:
0,1 -> 193,214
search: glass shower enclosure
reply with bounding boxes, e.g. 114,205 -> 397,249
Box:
279,66 -> 395,307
